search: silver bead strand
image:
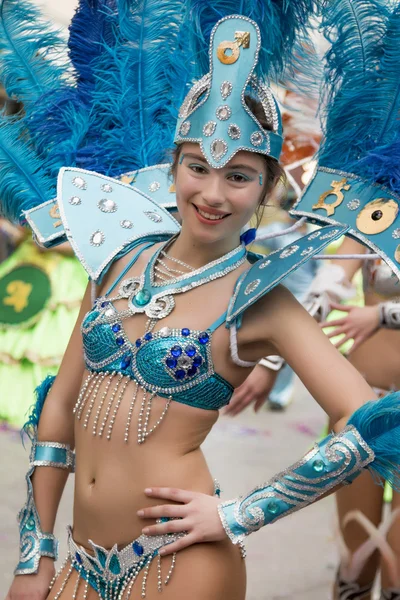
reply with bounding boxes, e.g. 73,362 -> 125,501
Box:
83,578 -> 89,600
48,554 -> 70,590
83,371 -> 107,429
98,373 -> 124,437
53,562 -> 74,599
92,372 -> 114,436
120,559 -> 145,599
124,382 -> 139,443
77,375 -> 98,420
73,372 -> 95,415
137,388 -> 147,444
141,559 -> 152,598
157,554 -> 163,593
107,376 -> 130,440
164,553 -> 177,585
139,395 -> 172,444
72,569 -> 81,599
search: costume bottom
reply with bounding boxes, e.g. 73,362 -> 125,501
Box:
50,524 -> 184,599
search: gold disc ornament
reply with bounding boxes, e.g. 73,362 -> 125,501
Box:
356,198 -> 399,235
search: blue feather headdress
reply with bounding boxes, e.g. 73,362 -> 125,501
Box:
290,1 -> 400,279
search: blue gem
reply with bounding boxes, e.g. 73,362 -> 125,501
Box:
181,328 -> 190,337
193,355 -> 203,367
135,339 -> 142,348
101,301 -> 109,308
112,324 -> 121,333
185,345 -> 196,357
166,357 -> 177,369
171,345 -> 182,357
120,356 -> 131,370
187,366 -> 197,377
132,542 -> 144,556
75,552 -> 83,565
160,517 -> 169,523
144,332 -> 153,341
134,289 -> 151,306
116,337 -> 125,346
198,332 -> 209,345
175,369 -> 186,380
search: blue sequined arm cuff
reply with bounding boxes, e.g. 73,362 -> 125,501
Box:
15,441 -> 74,575
217,425 -> 374,544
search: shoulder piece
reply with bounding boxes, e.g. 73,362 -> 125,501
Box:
23,165 -> 177,250
226,225 -> 349,326
57,168 -> 180,281
290,167 -> 400,280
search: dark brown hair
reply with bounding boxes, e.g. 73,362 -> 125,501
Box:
170,95 -> 286,227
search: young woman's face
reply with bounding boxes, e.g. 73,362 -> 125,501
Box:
175,143 -> 268,245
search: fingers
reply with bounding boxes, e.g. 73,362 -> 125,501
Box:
254,396 -> 266,413
334,334 -> 352,348
138,504 -> 186,519
325,327 -> 347,339
329,302 -> 351,312
142,518 -> 190,537
144,487 -> 194,504
320,317 -> 347,328
224,394 -> 253,416
159,532 -> 198,556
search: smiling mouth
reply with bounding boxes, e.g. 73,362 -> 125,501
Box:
193,205 -> 231,221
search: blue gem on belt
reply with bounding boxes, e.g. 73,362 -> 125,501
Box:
134,288 -> 151,306
132,541 -> 144,556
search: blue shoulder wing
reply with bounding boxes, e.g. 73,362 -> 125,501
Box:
226,225 -> 349,326
25,167 -> 180,282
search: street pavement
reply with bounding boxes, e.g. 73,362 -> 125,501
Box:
0,379 -> 368,599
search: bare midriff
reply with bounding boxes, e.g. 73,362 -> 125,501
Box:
72,373 -> 219,550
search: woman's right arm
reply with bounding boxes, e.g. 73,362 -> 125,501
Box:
6,281 -> 92,600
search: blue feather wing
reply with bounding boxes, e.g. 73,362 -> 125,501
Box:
76,0 -> 193,174
0,117 -> 55,223
0,0 -> 68,112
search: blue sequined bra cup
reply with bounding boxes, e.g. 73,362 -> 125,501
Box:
81,301 -> 233,411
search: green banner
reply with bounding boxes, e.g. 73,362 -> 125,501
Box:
0,265 -> 51,326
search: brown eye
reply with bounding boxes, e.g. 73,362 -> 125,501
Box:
356,198 -> 399,235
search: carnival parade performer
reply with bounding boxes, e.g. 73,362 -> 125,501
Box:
2,1 -> 400,599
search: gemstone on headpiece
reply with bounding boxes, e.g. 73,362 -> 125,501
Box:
210,139 -> 228,162
221,81 -> 233,100
228,124 -> 241,140
98,198 -> 117,213
101,183 -> 113,193
120,220 -> 133,229
149,181 -> 161,193
144,211 -> 162,223
69,196 -> 81,205
347,199 -> 360,211
250,131 -> 264,147
392,229 -> 400,239
72,176 -> 87,190
203,121 -> 217,137
216,105 -> 232,121
90,230 -> 105,246
179,121 -> 191,136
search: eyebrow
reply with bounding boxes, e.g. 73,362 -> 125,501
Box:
183,153 -> 259,174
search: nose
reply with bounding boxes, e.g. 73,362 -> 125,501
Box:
201,173 -> 226,207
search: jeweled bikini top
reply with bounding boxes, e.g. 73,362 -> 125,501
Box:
81,240 -> 247,412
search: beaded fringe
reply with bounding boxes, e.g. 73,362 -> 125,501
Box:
73,372 -> 171,444
48,550 -> 177,599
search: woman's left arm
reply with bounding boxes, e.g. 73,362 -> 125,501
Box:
138,287 -> 400,554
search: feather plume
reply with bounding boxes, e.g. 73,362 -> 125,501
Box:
319,1 -> 400,191
186,0 -> 316,81
22,375 -> 56,441
68,0 -> 119,96
0,0 -> 68,112
0,116 -> 55,223
76,0 -> 193,174
348,393 -> 400,492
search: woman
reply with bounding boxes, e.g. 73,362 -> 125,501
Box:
5,11 -> 400,600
